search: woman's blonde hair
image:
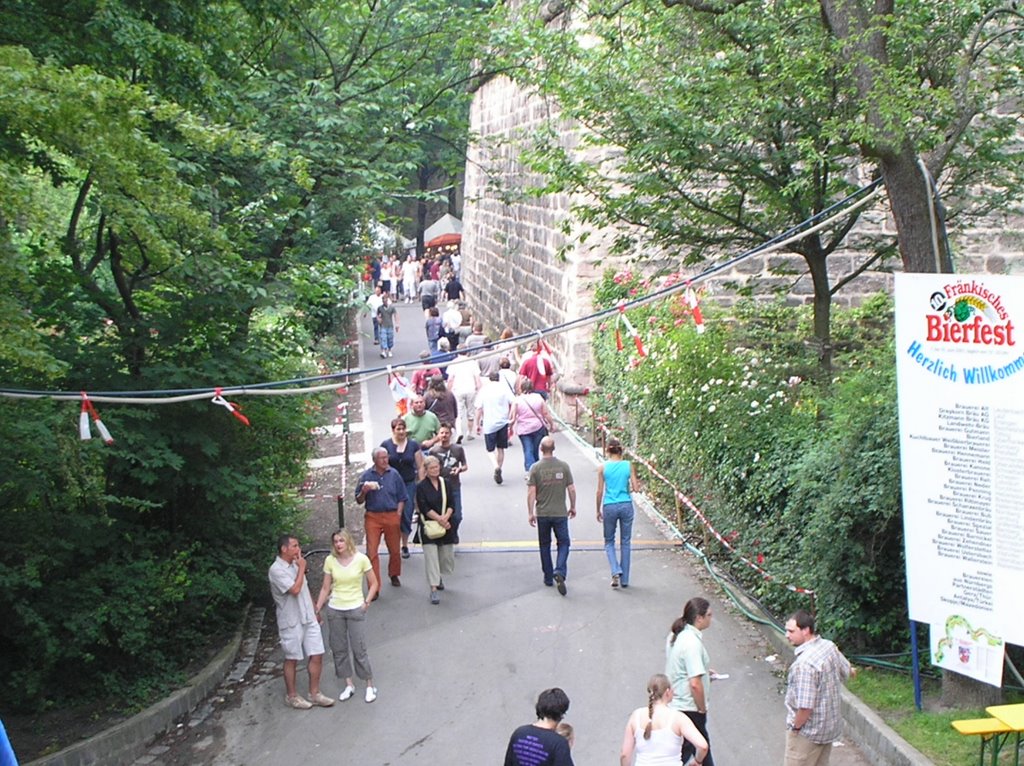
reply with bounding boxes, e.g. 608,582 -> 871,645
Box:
644,674 -> 672,739
422,454 -> 441,470
331,528 -> 356,556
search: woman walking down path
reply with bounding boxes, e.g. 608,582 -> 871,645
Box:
381,418 -> 424,563
596,438 -> 640,588
416,455 -> 459,605
314,529 -> 379,704
620,674 -> 708,766
510,378 -> 554,476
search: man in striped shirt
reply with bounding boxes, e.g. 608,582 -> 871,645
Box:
784,610 -> 853,766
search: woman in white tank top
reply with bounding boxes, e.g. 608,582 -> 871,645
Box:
620,674 -> 708,766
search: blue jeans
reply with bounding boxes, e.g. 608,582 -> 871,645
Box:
518,428 -> 546,472
536,517 -> 570,584
602,502 -> 634,585
380,326 -> 395,352
402,480 -> 416,535
372,316 -> 380,343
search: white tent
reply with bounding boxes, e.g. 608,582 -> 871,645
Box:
423,213 -> 462,243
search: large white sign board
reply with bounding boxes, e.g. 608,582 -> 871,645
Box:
895,274 -> 1024,684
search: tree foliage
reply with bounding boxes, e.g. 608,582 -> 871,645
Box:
0,0 -> 491,713
488,0 -> 1024,376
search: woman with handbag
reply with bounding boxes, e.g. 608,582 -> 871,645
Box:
596,437 -> 640,588
509,378 -> 555,477
416,455 -> 459,605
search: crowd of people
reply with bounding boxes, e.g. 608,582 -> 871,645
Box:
264,254 -> 854,765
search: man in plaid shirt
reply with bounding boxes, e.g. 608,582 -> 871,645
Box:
783,610 -> 853,766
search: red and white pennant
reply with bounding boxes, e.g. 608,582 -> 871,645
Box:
79,392 -> 114,444
615,303 -> 647,357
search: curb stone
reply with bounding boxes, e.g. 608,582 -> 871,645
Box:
26,605 -> 260,766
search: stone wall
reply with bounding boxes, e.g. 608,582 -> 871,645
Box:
463,75 -> 600,389
462,73 -> 1024,389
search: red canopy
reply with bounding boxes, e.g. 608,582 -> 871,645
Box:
425,233 -> 462,248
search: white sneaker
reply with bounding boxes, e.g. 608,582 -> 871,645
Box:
339,685 -> 356,701
365,686 -> 377,703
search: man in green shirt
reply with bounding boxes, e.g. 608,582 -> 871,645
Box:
404,395 -> 441,450
526,436 -> 576,595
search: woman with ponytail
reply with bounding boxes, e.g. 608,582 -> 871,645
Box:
666,598 -> 716,765
620,674 -> 708,766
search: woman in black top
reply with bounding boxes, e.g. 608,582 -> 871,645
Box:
416,455 -> 459,604
381,418 -> 423,559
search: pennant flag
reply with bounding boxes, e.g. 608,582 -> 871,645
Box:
685,285 -> 705,334
617,304 -> 647,357
212,388 -> 251,426
79,392 -> 115,444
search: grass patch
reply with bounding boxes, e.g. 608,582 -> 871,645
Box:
849,667 -> 1022,766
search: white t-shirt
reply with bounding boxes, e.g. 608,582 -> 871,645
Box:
475,380 -> 515,433
447,358 -> 481,396
443,307 -> 463,333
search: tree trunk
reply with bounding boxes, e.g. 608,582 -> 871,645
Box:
416,166 -> 429,258
805,250 -> 833,382
879,148 -> 953,274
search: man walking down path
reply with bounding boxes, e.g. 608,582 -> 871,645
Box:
366,285 -> 383,345
429,423 -> 467,524
268,535 -> 335,710
527,436 -> 576,595
377,294 -> 399,358
355,447 -> 406,591
504,688 -> 575,766
784,610 -> 854,766
447,350 -> 482,441
475,371 -> 515,484
404,394 -> 441,450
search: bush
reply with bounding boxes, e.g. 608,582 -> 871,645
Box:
0,357 -> 316,711
590,270 -> 905,651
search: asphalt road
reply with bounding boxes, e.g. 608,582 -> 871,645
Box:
167,301 -> 872,766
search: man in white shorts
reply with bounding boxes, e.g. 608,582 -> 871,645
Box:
268,535 -> 335,709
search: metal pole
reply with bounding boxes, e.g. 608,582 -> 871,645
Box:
342,403 -> 350,465
910,621 -> 923,711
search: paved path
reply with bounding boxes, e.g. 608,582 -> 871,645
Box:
154,301 -> 872,765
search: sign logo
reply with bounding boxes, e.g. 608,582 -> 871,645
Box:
925,280 -> 1015,347
906,279 -> 1024,385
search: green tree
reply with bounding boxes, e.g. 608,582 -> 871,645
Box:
0,0 -> 494,714
489,0 -> 1024,375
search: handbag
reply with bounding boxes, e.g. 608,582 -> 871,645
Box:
422,478 -> 448,539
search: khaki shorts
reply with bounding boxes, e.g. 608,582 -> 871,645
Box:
278,621 -> 325,661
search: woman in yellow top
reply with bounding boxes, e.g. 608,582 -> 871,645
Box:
315,529 -> 379,703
